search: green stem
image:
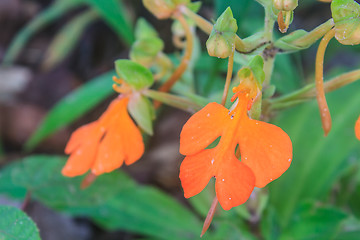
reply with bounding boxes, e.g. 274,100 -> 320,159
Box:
291,19 -> 334,47
144,89 -> 205,113
264,5 -> 275,42
269,69 -> 360,109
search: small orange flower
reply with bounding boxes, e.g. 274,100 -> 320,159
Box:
62,96 -> 144,177
179,84 -> 292,210
356,116 -> 360,140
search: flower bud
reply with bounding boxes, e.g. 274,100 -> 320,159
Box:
273,0 -> 298,11
130,38 -> 164,67
206,7 -> 238,58
142,0 -> 176,19
331,0 -> 360,45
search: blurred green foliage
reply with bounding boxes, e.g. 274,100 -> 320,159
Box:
1,0 -> 360,239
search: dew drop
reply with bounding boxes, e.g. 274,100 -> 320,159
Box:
270,178 -> 273,181
288,158 -> 291,162
229,197 -> 231,200
255,122 -> 259,125
211,159 -> 215,164
207,113 -> 210,117
222,179 -> 225,182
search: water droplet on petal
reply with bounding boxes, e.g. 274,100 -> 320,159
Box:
211,159 -> 214,164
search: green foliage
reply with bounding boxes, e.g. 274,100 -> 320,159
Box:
86,0 -> 134,44
270,81 -> 360,226
0,206 -> 41,240
42,10 -> 98,70
2,0 -> 84,65
25,71 -> 114,151
0,155 -> 203,239
115,60 -> 154,90
2,0 -> 134,66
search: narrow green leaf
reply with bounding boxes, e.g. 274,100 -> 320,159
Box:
86,0 -> 134,44
42,10 -> 98,70
2,0 -> 84,65
25,71 -> 114,151
269,81 -> 360,226
0,206 -> 41,240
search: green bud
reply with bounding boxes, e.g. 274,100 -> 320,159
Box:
187,1 -> 202,12
115,60 -> 154,90
273,0 -> 298,11
206,7 -> 238,58
135,18 -> 158,39
128,93 -> 155,135
331,0 -> 360,45
130,37 -> 164,67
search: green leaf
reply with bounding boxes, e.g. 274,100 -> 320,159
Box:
115,60 -> 154,90
25,71 -> 114,151
2,0 -> 84,65
0,206 -> 41,240
134,18 -> 158,39
269,81 -> 360,226
0,161 -> 26,199
128,94 -> 154,135
248,55 -> 265,85
10,155 -> 135,209
86,0 -> 134,44
42,10 -> 98,70
0,155 -> 202,239
279,203 -> 347,240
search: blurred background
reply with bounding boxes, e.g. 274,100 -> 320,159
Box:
0,0 -> 360,239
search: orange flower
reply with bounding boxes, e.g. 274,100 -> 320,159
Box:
356,116 -> 360,140
62,96 -> 144,177
179,84 -> 292,210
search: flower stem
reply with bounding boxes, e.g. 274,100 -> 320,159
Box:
200,196 -> 218,237
315,28 -> 335,136
270,69 -> 360,109
157,13 -> 193,95
221,47 -> 235,106
145,89 -> 203,113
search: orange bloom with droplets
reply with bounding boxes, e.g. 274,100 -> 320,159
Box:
179,83 -> 292,210
62,96 -> 144,177
356,116 -> 360,140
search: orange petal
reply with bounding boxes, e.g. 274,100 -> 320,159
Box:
62,134 -> 102,177
215,151 -> 255,211
239,119 -> 292,188
64,121 -> 99,154
179,148 -> 216,198
180,102 -> 229,156
92,123 -> 125,175
356,116 -> 360,140
121,109 -> 144,165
